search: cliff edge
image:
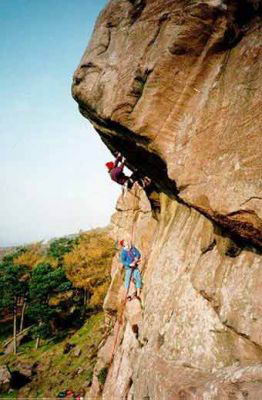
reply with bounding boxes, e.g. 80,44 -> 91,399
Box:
72,0 -> 262,398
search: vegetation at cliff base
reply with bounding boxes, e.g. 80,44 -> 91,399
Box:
0,228 -> 116,398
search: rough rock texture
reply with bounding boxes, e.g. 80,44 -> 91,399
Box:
0,366 -> 11,393
72,0 -> 262,248
86,189 -> 262,399
72,0 -> 262,398
88,189 -> 262,400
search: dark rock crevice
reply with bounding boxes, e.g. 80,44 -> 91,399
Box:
128,0 -> 147,24
240,196 -> 262,206
213,210 -> 262,250
97,26 -> 112,55
110,68 -> 154,118
191,204 -> 262,250
116,207 -> 151,214
147,12 -> 170,48
213,0 -> 261,51
224,323 -> 262,353
73,62 -> 101,86
201,239 -> 217,254
128,68 -> 153,109
235,0 -> 261,27
96,128 -> 178,196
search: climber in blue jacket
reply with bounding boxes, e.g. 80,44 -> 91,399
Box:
119,239 -> 142,301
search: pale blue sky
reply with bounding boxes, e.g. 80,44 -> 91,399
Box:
0,0 -> 121,246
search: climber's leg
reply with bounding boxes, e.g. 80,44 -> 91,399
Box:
133,268 -> 142,300
124,268 -> 133,299
126,177 -> 134,190
124,268 -> 132,289
127,171 -> 141,189
141,176 -> 151,188
129,172 -> 151,189
133,268 -> 142,289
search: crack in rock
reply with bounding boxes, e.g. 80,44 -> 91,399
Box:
198,289 -> 262,352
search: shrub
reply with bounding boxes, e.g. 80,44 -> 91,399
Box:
64,231 -> 116,308
97,366 -> 109,386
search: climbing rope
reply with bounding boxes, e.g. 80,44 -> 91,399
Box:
131,193 -> 139,246
109,186 -> 139,366
109,266 -> 134,366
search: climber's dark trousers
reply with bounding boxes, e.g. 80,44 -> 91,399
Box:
127,171 -> 144,189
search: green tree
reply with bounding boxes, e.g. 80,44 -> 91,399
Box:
28,263 -> 72,348
0,262 -> 29,354
1,247 -> 27,265
47,237 -> 78,265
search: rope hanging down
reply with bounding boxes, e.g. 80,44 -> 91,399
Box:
109,266 -> 134,366
109,189 -> 139,365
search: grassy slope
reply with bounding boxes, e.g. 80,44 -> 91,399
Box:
0,313 -> 105,399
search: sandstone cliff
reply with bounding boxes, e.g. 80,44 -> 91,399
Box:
72,0 -> 262,398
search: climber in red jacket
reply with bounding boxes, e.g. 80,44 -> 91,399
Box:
105,153 -> 151,189
106,153 -> 131,187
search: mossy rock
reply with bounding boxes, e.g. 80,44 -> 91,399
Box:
215,233 -> 242,257
97,366 -> 109,386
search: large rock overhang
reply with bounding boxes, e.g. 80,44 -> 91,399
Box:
72,0 -> 262,248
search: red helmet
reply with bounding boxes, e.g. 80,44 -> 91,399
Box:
119,240 -> 125,247
105,161 -> 114,170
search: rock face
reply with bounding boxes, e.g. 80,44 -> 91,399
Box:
0,366 -> 11,393
87,188 -> 262,399
72,0 -> 262,398
72,0 -> 262,247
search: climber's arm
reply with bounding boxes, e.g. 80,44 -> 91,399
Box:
130,247 -> 141,267
114,153 -> 125,170
134,247 -> 141,260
